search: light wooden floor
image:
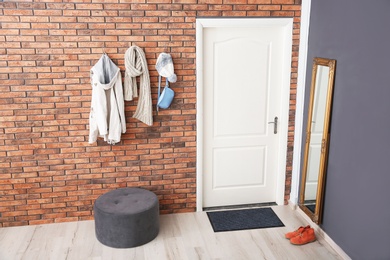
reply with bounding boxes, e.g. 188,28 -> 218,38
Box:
0,206 -> 343,260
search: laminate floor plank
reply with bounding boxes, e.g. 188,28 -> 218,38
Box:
0,225 -> 36,260
0,206 -> 345,260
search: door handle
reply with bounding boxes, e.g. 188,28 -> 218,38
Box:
268,116 -> 278,134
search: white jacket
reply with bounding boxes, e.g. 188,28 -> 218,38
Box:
89,54 -> 126,144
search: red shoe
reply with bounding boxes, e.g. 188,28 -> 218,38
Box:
290,227 -> 316,245
285,225 -> 310,239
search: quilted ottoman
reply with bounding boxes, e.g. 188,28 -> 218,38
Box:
94,187 -> 159,248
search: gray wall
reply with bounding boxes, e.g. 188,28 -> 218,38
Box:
303,1 -> 390,259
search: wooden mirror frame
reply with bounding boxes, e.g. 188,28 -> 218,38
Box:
299,57 -> 336,224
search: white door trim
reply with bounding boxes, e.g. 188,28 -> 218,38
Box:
196,18 -> 293,211
290,0 -> 312,206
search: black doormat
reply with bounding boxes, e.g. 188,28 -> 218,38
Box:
306,204 -> 316,213
207,207 -> 284,232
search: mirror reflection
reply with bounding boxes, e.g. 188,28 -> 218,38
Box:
299,57 -> 336,223
304,65 -> 329,213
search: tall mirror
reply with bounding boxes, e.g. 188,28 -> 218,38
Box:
299,57 -> 336,224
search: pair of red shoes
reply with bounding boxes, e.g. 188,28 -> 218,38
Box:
285,225 -> 316,245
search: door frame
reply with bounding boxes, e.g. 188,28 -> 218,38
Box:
196,18 -> 293,211
290,0 -> 312,206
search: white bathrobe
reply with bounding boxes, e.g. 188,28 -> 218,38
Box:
89,54 -> 126,144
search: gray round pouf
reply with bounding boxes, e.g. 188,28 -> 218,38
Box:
94,187 -> 159,248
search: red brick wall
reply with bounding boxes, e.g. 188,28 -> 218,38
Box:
0,0 -> 301,227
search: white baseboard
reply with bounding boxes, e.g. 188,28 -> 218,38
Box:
296,208 -> 351,260
288,200 -> 297,210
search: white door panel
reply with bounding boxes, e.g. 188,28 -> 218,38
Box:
213,146 -> 266,188
213,38 -> 269,138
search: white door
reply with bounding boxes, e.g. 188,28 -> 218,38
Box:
201,23 -> 289,208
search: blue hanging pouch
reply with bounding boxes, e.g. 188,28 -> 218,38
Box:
157,76 -> 174,111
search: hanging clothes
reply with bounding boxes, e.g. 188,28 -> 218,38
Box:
89,54 -> 126,145
124,45 -> 153,126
